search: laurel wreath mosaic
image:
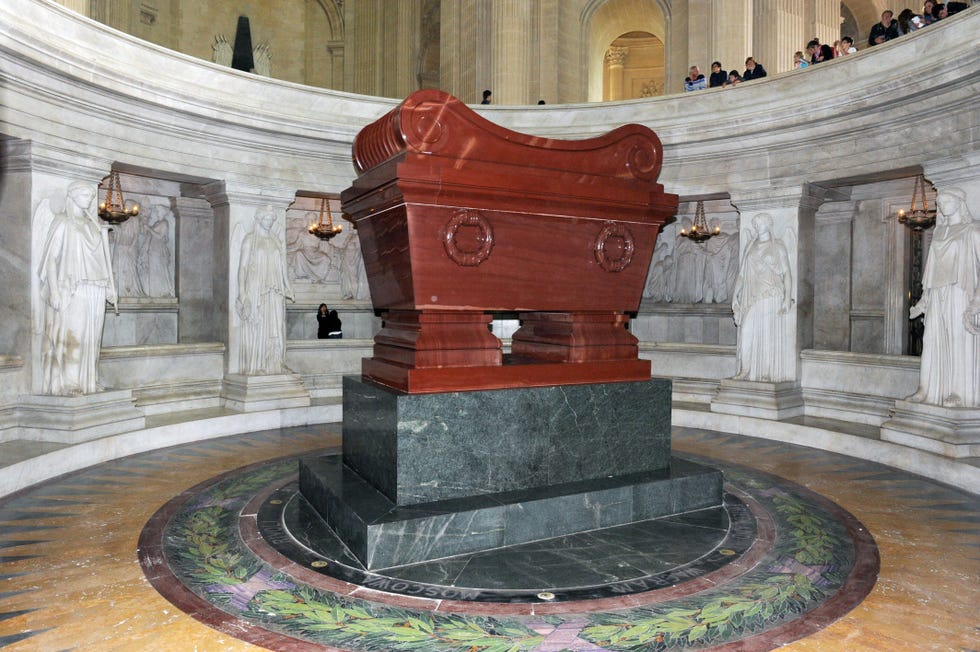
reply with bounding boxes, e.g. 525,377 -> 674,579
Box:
145,455 -> 874,651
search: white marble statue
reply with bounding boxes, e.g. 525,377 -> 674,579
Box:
703,226 -> 739,304
907,187 -> 980,407
671,219 -> 706,303
643,239 -> 673,302
252,43 -> 271,77
732,213 -> 795,382
285,213 -> 337,283
36,182 -> 117,395
140,204 -> 174,297
212,34 -> 232,67
338,231 -> 370,300
237,206 -> 295,375
111,211 -> 143,296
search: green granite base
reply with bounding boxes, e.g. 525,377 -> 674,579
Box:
299,454 -> 723,569
299,378 -> 722,569
340,376 -> 673,505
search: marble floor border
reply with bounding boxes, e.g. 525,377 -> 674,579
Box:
138,450 -> 880,651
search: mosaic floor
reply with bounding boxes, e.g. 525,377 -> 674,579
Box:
0,425 -> 977,651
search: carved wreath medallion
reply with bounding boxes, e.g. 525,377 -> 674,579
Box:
593,222 -> 635,272
442,210 -> 494,266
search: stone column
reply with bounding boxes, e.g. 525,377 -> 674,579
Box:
812,199 -> 856,351
440,0 -> 491,104
491,0 -> 532,105
215,185 -> 310,412
881,154 -> 980,458
708,0 -> 752,78
0,140 -> 33,404
344,0 -> 382,96
89,0 -> 129,33
604,47 -> 628,101
686,0 -> 709,73
535,0 -> 559,104
325,41 -> 344,91
711,185 -> 823,419
882,185 -> 913,355
752,0 -> 805,74
55,0 -> 89,14
382,0 -> 421,99
172,196 -> 217,343
804,0 -> 841,53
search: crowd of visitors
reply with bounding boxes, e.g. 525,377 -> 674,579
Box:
684,2 -> 969,92
687,57 -> 762,90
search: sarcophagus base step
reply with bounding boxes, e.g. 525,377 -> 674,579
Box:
362,356 -> 652,394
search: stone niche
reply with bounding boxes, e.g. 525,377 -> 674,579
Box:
299,90 -> 721,570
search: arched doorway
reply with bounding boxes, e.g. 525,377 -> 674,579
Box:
603,31 -> 665,101
586,0 -> 667,102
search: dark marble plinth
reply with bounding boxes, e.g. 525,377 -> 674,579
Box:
299,454 -> 723,569
341,376 -> 673,505
300,377 -> 721,569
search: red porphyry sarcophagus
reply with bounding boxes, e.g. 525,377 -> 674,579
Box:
341,90 -> 678,393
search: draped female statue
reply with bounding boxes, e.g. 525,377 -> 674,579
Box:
908,187 -> 980,407
732,213 -> 794,382
140,204 -> 174,297
37,182 -> 117,395
236,206 -> 295,375
111,211 -> 143,296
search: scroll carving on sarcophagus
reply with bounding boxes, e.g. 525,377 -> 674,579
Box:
341,90 -> 679,393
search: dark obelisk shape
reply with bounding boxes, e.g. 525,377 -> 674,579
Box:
232,16 -> 254,72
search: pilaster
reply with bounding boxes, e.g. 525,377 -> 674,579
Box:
440,0 -> 491,104
173,196 -> 218,342
712,185 -> 825,419
752,0 -> 804,74
812,200 -> 857,351
686,0 -> 709,74
491,0 -> 532,105
708,0 -> 752,77
604,47 -> 628,101
383,0 -> 421,99
24,144 -> 114,397
216,186 -> 311,411
804,0 -> 841,53
213,186 -> 294,377
879,154 -> 980,457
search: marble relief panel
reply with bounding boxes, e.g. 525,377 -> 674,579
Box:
285,200 -> 369,305
108,199 -> 175,300
641,205 -> 739,307
635,202 -> 738,346
102,190 -> 179,347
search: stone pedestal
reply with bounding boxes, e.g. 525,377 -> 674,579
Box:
711,378 -> 805,420
221,373 -> 310,412
17,390 -> 144,443
299,377 -> 723,569
881,400 -> 980,458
